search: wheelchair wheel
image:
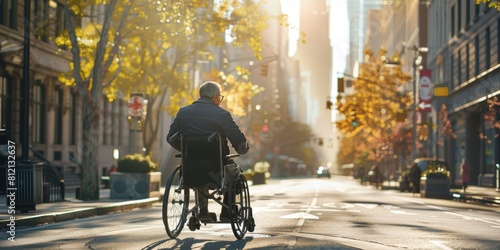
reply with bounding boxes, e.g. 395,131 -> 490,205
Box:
228,173 -> 253,239
162,165 -> 189,239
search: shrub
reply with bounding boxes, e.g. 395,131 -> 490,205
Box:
422,168 -> 450,179
117,154 -> 157,173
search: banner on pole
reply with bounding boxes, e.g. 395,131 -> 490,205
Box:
418,70 -> 432,113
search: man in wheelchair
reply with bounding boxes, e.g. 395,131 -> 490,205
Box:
167,81 -> 249,223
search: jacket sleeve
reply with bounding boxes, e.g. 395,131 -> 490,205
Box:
167,110 -> 182,151
221,111 -> 249,154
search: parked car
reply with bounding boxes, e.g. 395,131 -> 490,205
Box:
316,166 -> 331,178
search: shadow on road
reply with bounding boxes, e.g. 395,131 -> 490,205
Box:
141,236 -> 254,250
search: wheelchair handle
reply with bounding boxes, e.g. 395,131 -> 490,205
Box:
168,132 -> 180,143
208,132 -> 219,142
226,153 -> 240,158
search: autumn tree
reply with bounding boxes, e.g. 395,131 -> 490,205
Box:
56,0 -> 271,200
476,0 -> 500,11
336,48 -> 412,166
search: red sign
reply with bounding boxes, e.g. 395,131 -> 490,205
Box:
418,70 -> 432,113
128,93 -> 144,116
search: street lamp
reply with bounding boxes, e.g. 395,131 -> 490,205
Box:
382,45 -> 427,162
406,45 -> 428,160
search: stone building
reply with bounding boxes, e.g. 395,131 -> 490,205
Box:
428,0 -> 500,187
1,1 -> 131,190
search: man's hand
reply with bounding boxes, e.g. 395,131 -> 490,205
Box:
237,141 -> 249,154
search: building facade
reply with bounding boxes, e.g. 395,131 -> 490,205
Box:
0,1 -> 132,185
428,0 -> 500,187
361,0 -> 499,188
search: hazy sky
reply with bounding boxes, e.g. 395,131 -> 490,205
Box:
281,0 -> 349,123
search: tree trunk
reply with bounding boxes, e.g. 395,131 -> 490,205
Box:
80,100 -> 100,200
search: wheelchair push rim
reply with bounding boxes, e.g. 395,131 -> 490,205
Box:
228,173 -> 253,239
162,166 -> 189,239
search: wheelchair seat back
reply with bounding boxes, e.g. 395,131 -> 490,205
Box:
181,134 -> 225,190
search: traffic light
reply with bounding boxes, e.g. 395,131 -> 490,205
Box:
260,64 -> 268,76
326,100 -> 333,110
337,77 -> 345,93
262,124 -> 269,132
349,110 -> 358,127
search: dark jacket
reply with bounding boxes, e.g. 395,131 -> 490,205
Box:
167,97 -> 249,155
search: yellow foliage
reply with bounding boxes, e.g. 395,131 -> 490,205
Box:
336,48 -> 412,162
204,69 -> 264,117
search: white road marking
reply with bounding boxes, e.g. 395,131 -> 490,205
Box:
444,212 -> 500,227
280,212 -> 319,219
390,210 -> 417,216
355,203 -> 378,209
429,240 -> 453,250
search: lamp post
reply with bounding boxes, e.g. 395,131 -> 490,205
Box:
406,45 -> 428,160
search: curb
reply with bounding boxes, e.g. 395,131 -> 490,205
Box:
0,197 -> 159,230
451,193 -> 500,206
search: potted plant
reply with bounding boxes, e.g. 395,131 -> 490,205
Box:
110,154 -> 161,199
420,162 -> 451,199
251,161 -> 270,185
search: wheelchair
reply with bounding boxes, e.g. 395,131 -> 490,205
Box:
162,132 -> 255,239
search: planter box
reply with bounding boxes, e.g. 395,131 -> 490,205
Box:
110,172 -> 161,199
252,172 -> 266,185
420,176 -> 450,199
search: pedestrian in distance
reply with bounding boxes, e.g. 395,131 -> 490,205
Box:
409,163 -> 422,193
167,81 -> 249,223
369,165 -> 383,189
460,157 -> 471,192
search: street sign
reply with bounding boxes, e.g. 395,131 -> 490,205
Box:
128,93 -> 145,117
434,86 -> 449,97
418,102 -> 432,110
418,70 -> 432,112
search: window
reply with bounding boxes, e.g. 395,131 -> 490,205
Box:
475,36 -> 480,76
48,0 -> 65,40
450,54 -> 455,88
0,76 -> 12,134
34,0 -> 50,42
458,50 -> 462,84
33,83 -> 46,143
451,5 -> 455,37
475,2 -> 480,18
53,87 -> 63,144
465,0 -> 471,26
457,0 -> 462,32
466,44 -> 470,81
70,91 -> 77,145
55,2 -> 65,37
54,151 -> 62,161
0,0 -> 17,29
485,27 -> 491,69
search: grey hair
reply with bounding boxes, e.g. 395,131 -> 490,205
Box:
199,81 -> 221,98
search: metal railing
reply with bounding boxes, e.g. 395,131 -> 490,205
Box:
42,164 -> 65,202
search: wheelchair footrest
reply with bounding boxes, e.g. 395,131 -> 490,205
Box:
198,212 -> 217,223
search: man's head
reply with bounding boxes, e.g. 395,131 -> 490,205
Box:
200,81 -> 224,106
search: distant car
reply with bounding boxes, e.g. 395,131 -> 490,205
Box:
316,166 -> 331,178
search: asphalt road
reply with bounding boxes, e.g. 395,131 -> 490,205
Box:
1,176 -> 499,249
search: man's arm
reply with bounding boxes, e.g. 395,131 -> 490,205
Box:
167,112 -> 182,151
221,112 -> 249,154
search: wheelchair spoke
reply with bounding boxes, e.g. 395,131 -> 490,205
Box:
163,166 -> 189,239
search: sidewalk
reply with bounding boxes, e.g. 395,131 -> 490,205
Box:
0,189 -> 160,230
1,180 -> 499,230
381,180 -> 500,206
